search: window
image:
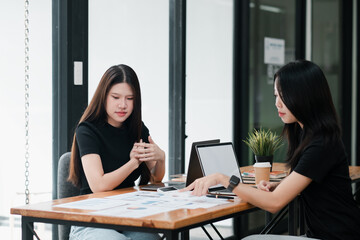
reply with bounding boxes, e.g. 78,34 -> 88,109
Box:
89,0 -> 170,179
0,0 -> 52,238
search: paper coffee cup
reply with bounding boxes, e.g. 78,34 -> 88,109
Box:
253,162 -> 271,185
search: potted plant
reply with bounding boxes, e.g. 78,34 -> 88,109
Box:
243,128 -> 283,170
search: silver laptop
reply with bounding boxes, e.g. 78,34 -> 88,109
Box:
196,142 -> 243,196
140,139 -> 220,191
185,139 -> 220,187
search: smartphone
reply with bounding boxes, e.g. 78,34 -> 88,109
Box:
157,186 -> 178,192
139,183 -> 165,191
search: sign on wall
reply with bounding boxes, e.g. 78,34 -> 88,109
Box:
264,37 -> 285,65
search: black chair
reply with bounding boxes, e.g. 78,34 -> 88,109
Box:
57,152 -> 80,240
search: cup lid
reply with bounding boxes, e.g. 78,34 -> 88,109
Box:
253,162 -> 272,168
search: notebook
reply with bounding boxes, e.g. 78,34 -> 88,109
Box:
196,142 -> 243,196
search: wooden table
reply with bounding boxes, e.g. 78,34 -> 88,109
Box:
11,187 -> 257,240
11,164 -> 360,239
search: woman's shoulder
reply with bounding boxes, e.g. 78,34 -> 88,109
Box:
77,121 -> 103,135
305,134 -> 345,157
78,121 -> 94,130
307,134 -> 341,146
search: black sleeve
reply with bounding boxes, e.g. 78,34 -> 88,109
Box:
140,122 -> 150,143
294,138 -> 337,183
76,123 -> 101,157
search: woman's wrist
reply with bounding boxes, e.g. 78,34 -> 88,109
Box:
159,150 -> 165,162
219,174 -> 230,188
128,157 -> 141,169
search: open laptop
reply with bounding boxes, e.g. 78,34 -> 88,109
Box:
196,142 -> 243,196
185,139 -> 220,187
140,139 -> 220,191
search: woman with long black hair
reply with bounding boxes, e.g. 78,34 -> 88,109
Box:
68,64 -> 164,240
183,60 -> 360,239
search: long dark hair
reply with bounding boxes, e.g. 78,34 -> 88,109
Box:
68,64 -> 151,187
274,60 -> 341,169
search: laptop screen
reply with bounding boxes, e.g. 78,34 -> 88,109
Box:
185,139 -> 220,186
196,142 -> 242,181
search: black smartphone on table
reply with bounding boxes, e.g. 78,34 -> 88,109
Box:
139,183 -> 165,191
157,186 -> 178,192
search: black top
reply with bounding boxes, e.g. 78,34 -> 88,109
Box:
294,136 -> 360,240
75,121 -> 150,195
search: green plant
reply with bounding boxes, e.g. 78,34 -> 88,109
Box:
243,128 -> 283,156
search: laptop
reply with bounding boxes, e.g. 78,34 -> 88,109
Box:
185,139 -> 220,187
140,139 -> 220,191
195,142 -> 243,196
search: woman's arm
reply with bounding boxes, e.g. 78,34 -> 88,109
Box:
183,171 -> 312,214
257,180 -> 280,192
81,149 -> 140,193
235,172 -> 311,213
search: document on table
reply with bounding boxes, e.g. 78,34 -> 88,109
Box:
94,191 -> 231,218
54,198 -> 128,210
94,204 -> 174,218
55,191 -> 232,218
106,190 -> 228,208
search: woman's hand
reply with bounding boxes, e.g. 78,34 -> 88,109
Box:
180,173 -> 229,196
257,180 -> 279,192
129,144 -> 141,167
132,136 -> 165,182
133,136 -> 165,163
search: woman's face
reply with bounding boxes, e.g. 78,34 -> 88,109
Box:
106,83 -> 134,128
274,80 -> 303,128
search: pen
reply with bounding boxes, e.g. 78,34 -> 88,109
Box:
206,194 -> 234,200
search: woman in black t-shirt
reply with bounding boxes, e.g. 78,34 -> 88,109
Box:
182,60 -> 360,239
68,64 -> 164,240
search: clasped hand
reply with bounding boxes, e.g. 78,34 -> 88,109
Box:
130,136 -> 165,163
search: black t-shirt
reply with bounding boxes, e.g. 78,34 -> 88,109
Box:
294,137 -> 360,240
75,121 -> 150,195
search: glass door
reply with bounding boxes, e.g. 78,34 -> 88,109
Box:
248,0 -> 297,165
244,0 -> 297,233
312,0 -> 341,116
